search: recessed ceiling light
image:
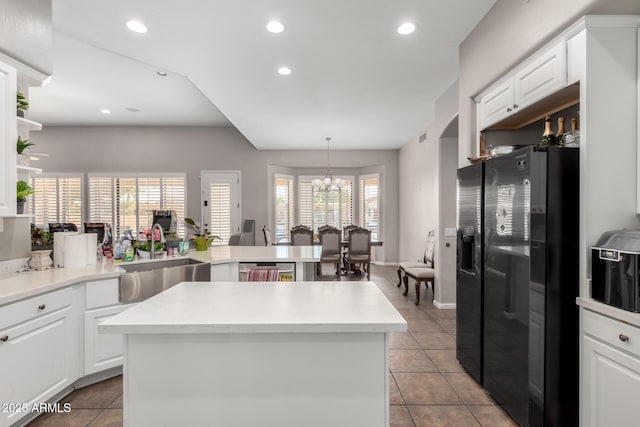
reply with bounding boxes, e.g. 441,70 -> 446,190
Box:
157,71 -> 167,77
125,107 -> 140,113
266,21 -> 284,33
397,22 -> 416,35
277,67 -> 292,75
126,20 -> 148,34
100,109 -> 111,115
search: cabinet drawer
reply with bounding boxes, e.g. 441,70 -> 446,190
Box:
85,278 -> 120,309
583,309 -> 640,356
0,287 -> 73,331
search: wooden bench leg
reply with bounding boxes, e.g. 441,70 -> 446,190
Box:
415,280 -> 421,305
397,268 -> 403,287
402,275 -> 409,297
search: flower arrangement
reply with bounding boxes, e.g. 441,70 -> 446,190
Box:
135,227 -> 164,253
184,217 -> 221,251
31,225 -> 53,248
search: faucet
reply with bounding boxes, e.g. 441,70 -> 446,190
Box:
150,223 -> 166,259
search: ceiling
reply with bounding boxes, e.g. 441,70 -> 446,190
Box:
31,0 -> 496,149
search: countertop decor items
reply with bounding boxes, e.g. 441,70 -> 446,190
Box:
185,217 -> 220,251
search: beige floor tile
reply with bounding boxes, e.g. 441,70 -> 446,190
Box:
390,374 -> 405,405
423,307 -> 457,319
412,332 -> 456,350
390,405 -> 415,427
435,318 -> 457,334
426,350 -> 465,372
444,373 -> 493,405
390,350 -> 438,373
406,318 -> 444,333
62,377 -> 123,409
87,409 -> 123,427
27,408 -> 102,426
468,405 -> 519,427
390,332 -> 421,350
409,405 -> 481,427
394,373 -> 463,405
108,395 -> 123,409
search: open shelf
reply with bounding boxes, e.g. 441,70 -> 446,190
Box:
16,165 -> 42,173
17,117 -> 42,131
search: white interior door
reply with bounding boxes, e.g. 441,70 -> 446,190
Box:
201,171 -> 240,244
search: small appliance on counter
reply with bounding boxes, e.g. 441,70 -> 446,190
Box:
152,210 -> 177,234
592,229 -> 640,312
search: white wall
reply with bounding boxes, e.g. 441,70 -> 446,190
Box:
398,81 -> 458,305
31,126 -> 400,262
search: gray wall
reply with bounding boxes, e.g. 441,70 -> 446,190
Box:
458,0 -> 640,165
0,0 -> 52,75
31,126 -> 400,263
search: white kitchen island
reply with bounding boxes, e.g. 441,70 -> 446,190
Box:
99,281 -> 406,427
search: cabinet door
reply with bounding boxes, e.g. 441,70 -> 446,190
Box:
0,61 -> 17,217
478,78 -> 515,130
514,41 -> 567,110
84,304 -> 133,375
582,335 -> 640,427
0,306 -> 76,427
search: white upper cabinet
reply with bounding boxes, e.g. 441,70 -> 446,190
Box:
0,61 -> 17,217
477,40 -> 568,131
514,41 -> 566,110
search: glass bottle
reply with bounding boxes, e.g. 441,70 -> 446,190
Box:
556,116 -> 566,146
540,116 -> 557,147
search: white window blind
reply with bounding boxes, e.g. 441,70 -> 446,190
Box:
209,182 -> 232,243
359,174 -> 379,241
275,175 -> 294,241
88,174 -> 186,238
298,176 -> 353,233
30,174 -> 83,229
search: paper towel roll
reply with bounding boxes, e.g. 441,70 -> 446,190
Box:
85,233 -> 98,265
53,231 -> 79,267
64,234 -> 88,268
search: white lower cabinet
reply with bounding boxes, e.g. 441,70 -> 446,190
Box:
582,309 -> 640,427
84,303 -> 133,375
0,288 -> 80,427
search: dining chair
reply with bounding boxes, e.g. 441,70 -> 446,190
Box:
317,226 -> 342,281
345,227 -> 371,280
291,224 -> 311,233
229,219 -> 255,246
400,231 -> 435,305
397,230 -> 435,287
291,227 -> 313,245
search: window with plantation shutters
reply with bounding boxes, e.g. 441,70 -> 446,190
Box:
209,182 -> 232,243
30,174 -> 83,228
298,176 -> 353,233
274,175 -> 294,241
88,174 -> 186,238
359,174 -> 379,241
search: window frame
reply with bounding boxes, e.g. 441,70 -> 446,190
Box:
297,175 -> 354,233
274,173 -> 295,242
359,173 -> 380,241
29,173 -> 84,229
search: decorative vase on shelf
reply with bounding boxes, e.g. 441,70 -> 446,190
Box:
17,109 -> 24,118
29,250 -> 53,270
16,200 -> 25,214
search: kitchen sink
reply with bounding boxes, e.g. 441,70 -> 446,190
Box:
119,258 -> 210,303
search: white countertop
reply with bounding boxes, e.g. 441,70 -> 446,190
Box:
191,245 -> 322,264
0,246 -> 322,307
577,297 -> 640,329
99,281 -> 407,334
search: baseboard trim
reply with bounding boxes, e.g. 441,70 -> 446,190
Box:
372,261 -> 397,267
433,301 -> 456,309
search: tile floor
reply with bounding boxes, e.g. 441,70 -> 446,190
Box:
27,265 -> 516,427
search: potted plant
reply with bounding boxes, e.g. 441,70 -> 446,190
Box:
16,136 -> 34,166
16,180 -> 35,214
135,227 -> 165,257
185,217 -> 221,251
16,91 -> 29,117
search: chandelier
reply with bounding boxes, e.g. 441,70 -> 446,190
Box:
312,137 -> 344,192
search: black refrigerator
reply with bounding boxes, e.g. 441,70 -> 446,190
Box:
456,146 -> 579,427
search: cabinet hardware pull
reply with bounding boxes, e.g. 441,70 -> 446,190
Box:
513,104 -> 519,109
619,334 -> 630,342
506,107 -> 512,112
0,336 -> 8,342
38,304 -> 46,310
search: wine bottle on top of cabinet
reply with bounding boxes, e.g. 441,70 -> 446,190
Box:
556,116 -> 566,146
540,116 -> 557,147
